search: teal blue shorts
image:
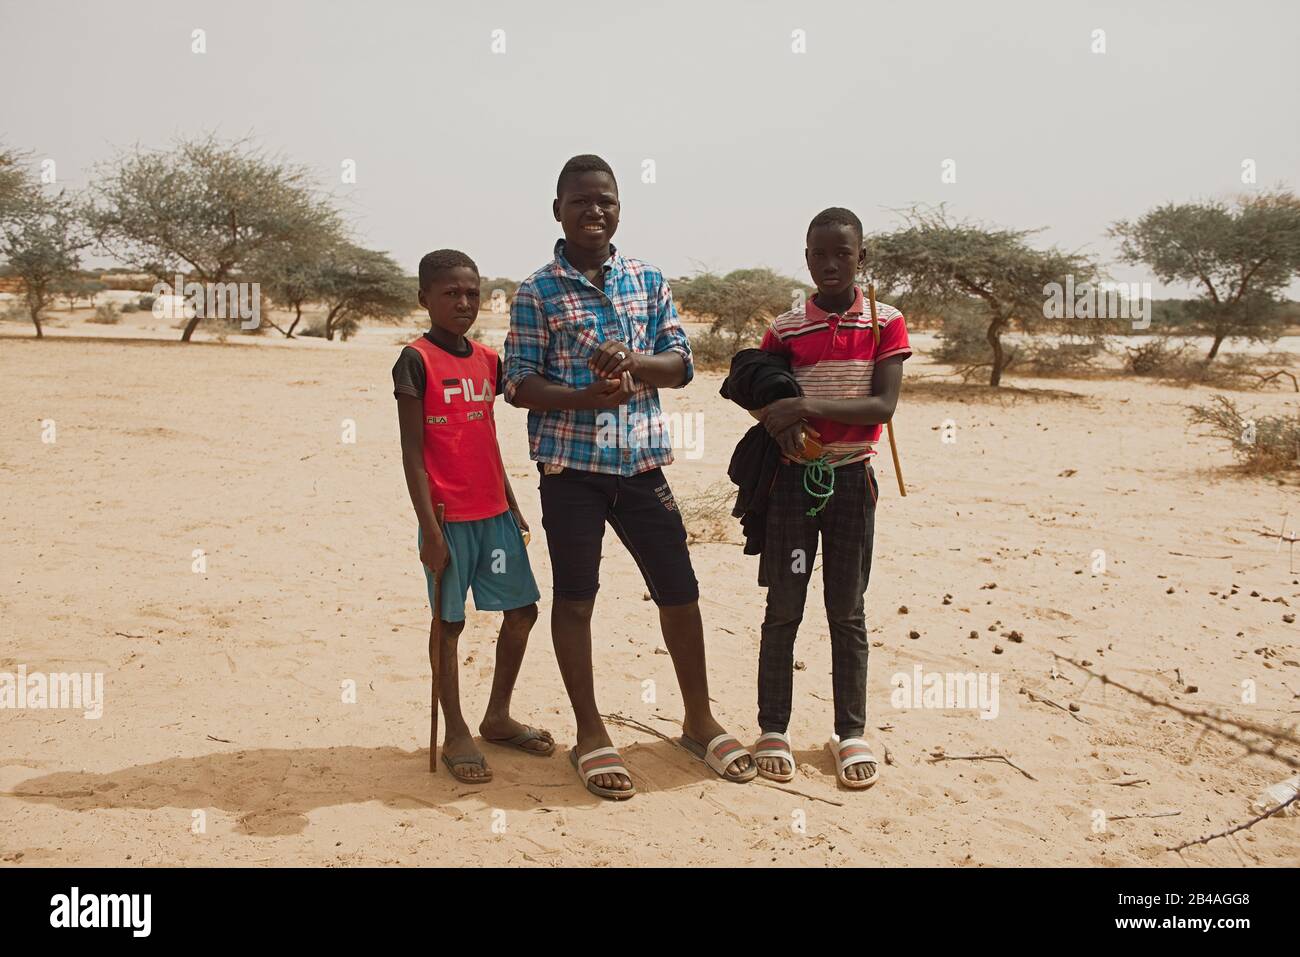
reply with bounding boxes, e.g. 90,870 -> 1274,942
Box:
418,511 -> 540,623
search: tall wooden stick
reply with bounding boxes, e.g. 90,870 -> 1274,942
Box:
428,502 -> 445,772
867,283 -> 906,496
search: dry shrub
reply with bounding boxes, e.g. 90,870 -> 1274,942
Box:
1,301 -> 30,323
89,302 -> 121,324
679,480 -> 740,544
1124,335 -> 1190,375
1138,345 -> 1300,391
1188,394 -> 1300,474
689,330 -> 749,372
1018,337 -> 1107,376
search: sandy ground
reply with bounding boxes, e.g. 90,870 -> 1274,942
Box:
1,308 -> 1298,868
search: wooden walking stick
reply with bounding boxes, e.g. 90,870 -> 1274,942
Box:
866,283 -> 906,496
428,502 -> 445,772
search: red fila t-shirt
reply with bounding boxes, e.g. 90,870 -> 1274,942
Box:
407,336 -> 509,522
759,286 -> 911,464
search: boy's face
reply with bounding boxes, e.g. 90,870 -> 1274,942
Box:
805,224 -> 865,299
553,171 -> 620,256
417,266 -> 480,337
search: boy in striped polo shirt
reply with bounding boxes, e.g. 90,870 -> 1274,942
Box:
749,207 -> 910,790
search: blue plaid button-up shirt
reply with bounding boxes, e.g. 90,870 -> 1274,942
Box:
504,240 -> 694,476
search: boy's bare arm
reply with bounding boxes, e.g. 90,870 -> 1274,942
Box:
509,372 -> 633,411
759,356 -> 904,434
589,345 -> 688,388
397,396 -> 448,567
500,465 -> 529,532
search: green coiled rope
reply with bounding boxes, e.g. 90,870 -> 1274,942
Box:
802,454 -> 836,516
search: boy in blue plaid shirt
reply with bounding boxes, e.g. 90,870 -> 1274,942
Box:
505,155 -> 755,799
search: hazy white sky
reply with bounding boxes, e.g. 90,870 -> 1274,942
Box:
2,0 -> 1297,292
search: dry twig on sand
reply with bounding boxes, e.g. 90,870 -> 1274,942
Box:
600,712 -> 688,750
1168,790 -> 1300,852
928,752 -> 1037,781
1057,656 -> 1300,853
1021,686 -> 1091,724
1057,656 -> 1300,770
754,781 -> 845,807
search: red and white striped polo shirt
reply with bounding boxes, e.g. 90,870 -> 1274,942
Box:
759,286 -> 910,464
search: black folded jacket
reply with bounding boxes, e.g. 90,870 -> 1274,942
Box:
718,349 -> 802,556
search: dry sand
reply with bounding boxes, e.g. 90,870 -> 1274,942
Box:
1,309 -> 1298,867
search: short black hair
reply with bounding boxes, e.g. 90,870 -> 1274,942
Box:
418,249 -> 478,291
556,154 -> 617,199
807,207 -> 863,244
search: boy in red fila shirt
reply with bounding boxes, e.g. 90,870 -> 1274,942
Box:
393,249 -> 550,783
749,208 -> 910,790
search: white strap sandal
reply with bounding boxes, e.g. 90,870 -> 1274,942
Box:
827,735 -> 880,789
753,731 -> 796,782
570,746 -> 636,800
680,733 -> 757,782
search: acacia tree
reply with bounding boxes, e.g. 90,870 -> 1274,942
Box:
865,206 -> 1093,386
0,146 -> 29,219
1111,190 -> 1300,360
85,134 -> 342,341
58,276 -> 107,310
255,230 -> 345,338
315,243 -> 411,341
0,170 -> 89,338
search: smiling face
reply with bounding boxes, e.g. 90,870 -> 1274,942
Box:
417,265 -> 480,338
805,223 -> 865,300
553,170 -> 620,257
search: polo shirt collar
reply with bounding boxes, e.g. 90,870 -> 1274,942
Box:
806,285 -> 864,320
554,238 -> 623,281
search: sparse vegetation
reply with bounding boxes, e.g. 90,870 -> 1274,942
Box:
675,268 -> 809,349
1124,335 -> 1192,376
678,480 -> 741,544
90,302 -> 121,324
866,205 -> 1096,386
1113,191 -> 1300,360
1188,394 -> 1300,473
688,328 -> 749,372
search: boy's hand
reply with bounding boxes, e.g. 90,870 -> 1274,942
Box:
759,397 -> 808,437
420,528 -> 450,574
580,371 -> 634,409
588,340 -> 637,379
773,422 -> 806,459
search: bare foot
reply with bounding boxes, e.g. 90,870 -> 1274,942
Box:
756,755 -> 792,777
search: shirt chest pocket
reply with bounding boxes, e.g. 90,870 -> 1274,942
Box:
550,308 -> 602,355
625,303 -> 651,352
